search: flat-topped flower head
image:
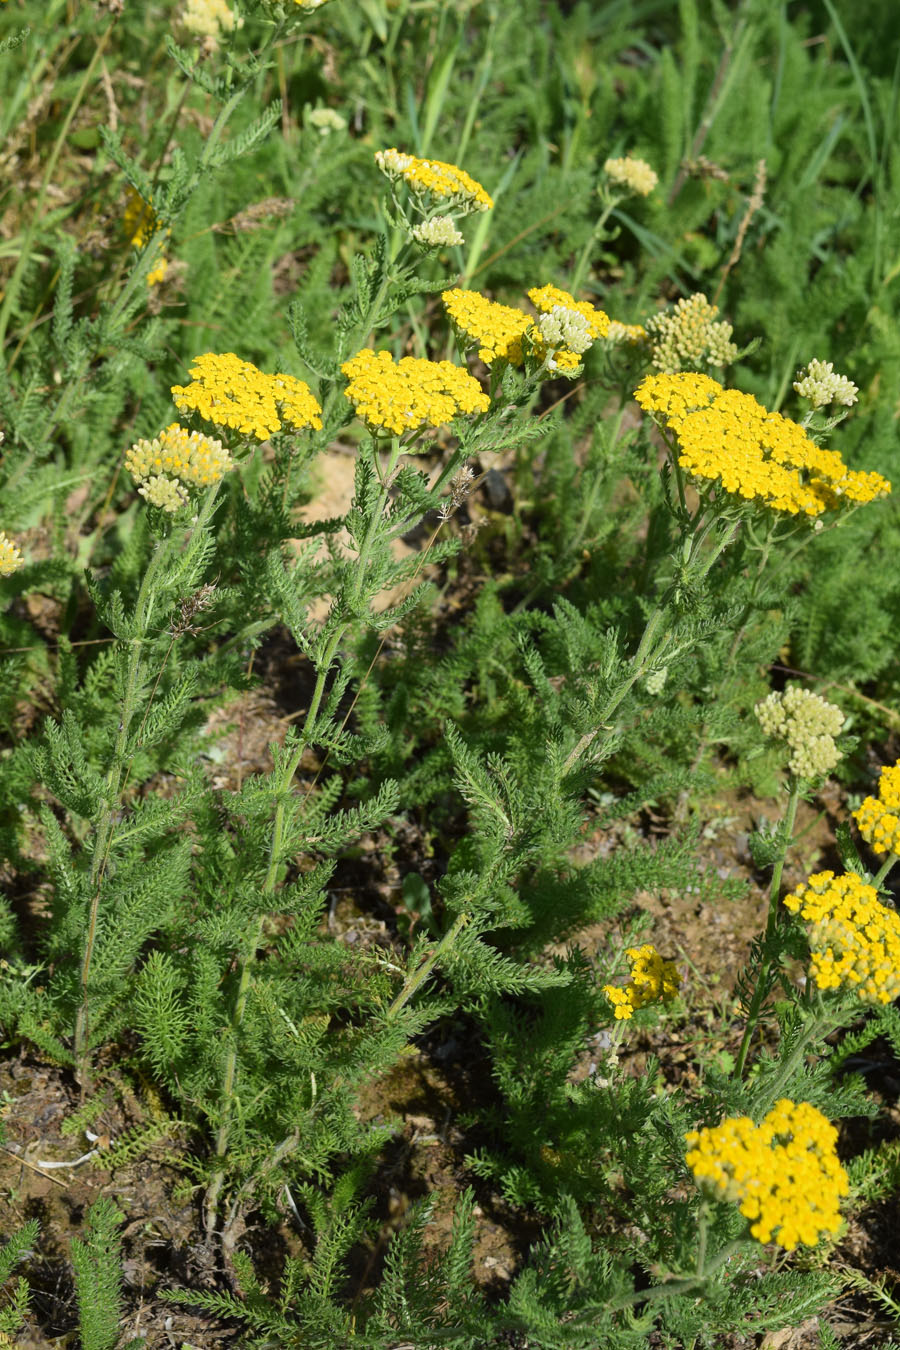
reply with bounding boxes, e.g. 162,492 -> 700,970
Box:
126,423 -> 234,513
784,870 -> 900,1005
171,353 -> 323,441
755,685 -> 844,779
341,348 -> 489,438
0,530 -> 25,577
602,943 -> 680,1020
603,155 -> 658,197
181,0 -> 241,40
853,760 -> 900,857
411,216 -> 465,248
442,289 -> 535,367
375,149 -> 493,214
634,373 -> 891,517
644,293 -> 738,373
685,1099 -> 847,1251
793,359 -> 859,410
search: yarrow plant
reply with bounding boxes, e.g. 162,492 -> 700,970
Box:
685,1100 -> 848,1251
602,943 -> 681,1020
603,154 -> 659,197
853,760 -> 900,857
643,293 -> 738,373
171,352 -> 323,440
442,284 -> 609,376
375,148 -> 493,242
783,870 -> 900,1005
340,348 -> 489,438
125,423 -> 234,512
755,685 -> 845,779
634,373 -> 891,517
180,0 -> 241,43
793,359 -> 859,409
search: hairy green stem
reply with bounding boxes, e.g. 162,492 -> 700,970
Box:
205,438 -> 403,1234
387,913 -> 471,1017
734,776 -> 803,1080
754,1007 -> 834,1115
74,488 -> 223,1083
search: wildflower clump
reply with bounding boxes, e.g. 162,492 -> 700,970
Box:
634,373 -> 891,517
341,349 -> 489,438
125,424 -> 234,513
171,353 -> 323,441
794,359 -> 859,409
644,293 -> 738,373
443,285 -> 609,375
685,1100 -> 848,1251
783,871 -> 900,1005
853,761 -> 900,857
0,531 -> 25,577
755,685 -> 844,779
375,149 -> 493,214
603,155 -> 658,197
602,944 -> 680,1020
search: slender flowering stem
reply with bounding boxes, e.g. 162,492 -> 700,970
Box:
734,776 -> 803,1080
74,485 -> 223,1084
205,437 -> 406,1235
872,852 -> 899,889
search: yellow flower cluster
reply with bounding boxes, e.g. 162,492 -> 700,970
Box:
754,684 -> 844,779
442,289 -> 534,366
125,423 -> 234,513
783,870 -> 900,1005
341,348 -> 490,438
853,761 -> 900,857
602,944 -> 680,1020
644,293 -> 738,373
685,1099 -> 847,1251
0,530 -> 25,577
603,155 -> 658,197
634,373 -> 891,517
442,286 -> 609,374
375,149 -> 493,213
123,187 -> 169,287
171,353 -> 323,441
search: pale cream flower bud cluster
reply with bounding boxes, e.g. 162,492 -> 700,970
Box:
755,685 -> 844,779
126,423 -> 234,514
793,359 -> 859,409
537,306 -> 594,358
181,0 -> 241,40
307,107 -> 347,136
603,156 -> 658,197
411,216 -> 465,248
644,293 -> 738,373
